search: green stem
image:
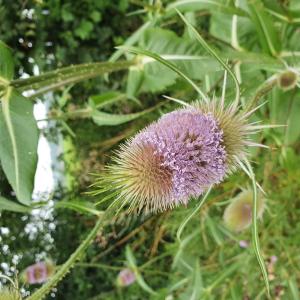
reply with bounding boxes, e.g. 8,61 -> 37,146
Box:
244,159 -> 270,297
10,60 -> 136,98
26,215 -> 105,300
177,186 -> 212,242
246,77 -> 277,111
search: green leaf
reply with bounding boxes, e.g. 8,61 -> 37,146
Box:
177,10 -> 240,105
0,88 -> 38,205
0,196 -> 31,213
120,45 -> 208,100
89,91 -> 127,109
0,41 -> 14,83
247,0 -> 281,56
55,200 -> 103,216
109,20 -> 155,62
10,60 -> 135,98
91,102 -> 162,127
166,0 -> 248,17
269,88 -> 300,145
125,28 -> 220,94
75,20 -> 94,40
190,261 -> 203,300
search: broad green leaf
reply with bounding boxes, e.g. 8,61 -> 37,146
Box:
120,45 -> 208,100
0,88 -> 38,205
91,102 -> 162,127
0,196 -> 31,213
10,60 -> 136,98
126,28 -> 220,94
55,200 -> 103,216
247,0 -> 281,56
109,20 -> 156,62
0,41 -> 14,83
166,0 -> 248,17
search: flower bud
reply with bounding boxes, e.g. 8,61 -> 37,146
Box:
20,260 -> 55,285
116,268 -> 136,287
223,188 -> 265,232
277,69 -> 298,91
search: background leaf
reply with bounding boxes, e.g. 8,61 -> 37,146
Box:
127,28 -> 220,94
0,196 -> 31,213
0,41 -> 14,82
0,88 -> 38,205
247,0 -> 281,56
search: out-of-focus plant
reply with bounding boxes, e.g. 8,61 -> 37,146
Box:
0,0 -> 300,299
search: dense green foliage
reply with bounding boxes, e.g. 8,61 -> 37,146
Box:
0,0 -> 300,299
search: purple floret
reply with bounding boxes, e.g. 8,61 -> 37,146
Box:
133,108 -> 226,206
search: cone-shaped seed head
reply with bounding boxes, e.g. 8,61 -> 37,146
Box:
223,188 -> 265,232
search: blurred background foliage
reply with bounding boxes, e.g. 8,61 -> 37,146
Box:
0,0 -> 300,299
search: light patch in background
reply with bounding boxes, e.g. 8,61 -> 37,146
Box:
33,100 -> 55,197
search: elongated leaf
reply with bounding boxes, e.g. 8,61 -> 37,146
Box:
89,91 -> 140,109
166,0 -> 248,17
288,277 -> 300,300
0,41 -> 14,83
91,103 -> 163,127
0,196 -> 31,213
0,88 -> 38,205
247,0 -> 281,56
10,60 -> 135,97
55,200 -> 102,216
190,261 -> 203,300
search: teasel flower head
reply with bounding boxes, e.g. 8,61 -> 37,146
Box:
223,188 -> 265,232
20,260 -> 55,285
93,94 -> 268,214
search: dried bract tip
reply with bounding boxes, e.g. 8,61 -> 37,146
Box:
277,69 -> 298,91
223,188 -> 265,232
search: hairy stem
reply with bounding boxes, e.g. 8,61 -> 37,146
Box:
26,215 -> 104,300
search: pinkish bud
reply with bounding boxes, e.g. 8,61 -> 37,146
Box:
21,260 -> 55,284
239,240 -> 249,248
117,268 -> 136,287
